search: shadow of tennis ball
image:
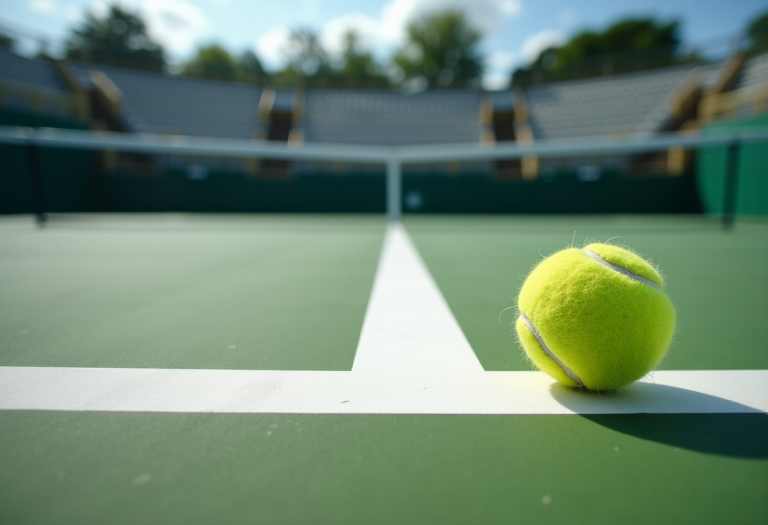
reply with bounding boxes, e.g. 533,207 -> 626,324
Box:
549,382 -> 768,459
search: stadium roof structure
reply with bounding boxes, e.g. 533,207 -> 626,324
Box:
68,61 -> 264,139
522,63 -> 723,139
0,48 -> 66,92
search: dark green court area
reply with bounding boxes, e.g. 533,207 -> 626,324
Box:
1,410 -> 766,525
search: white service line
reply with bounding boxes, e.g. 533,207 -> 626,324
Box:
0,367 -> 766,414
1,222 -> 766,415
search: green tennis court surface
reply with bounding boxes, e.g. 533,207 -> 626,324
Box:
1,214 -> 767,525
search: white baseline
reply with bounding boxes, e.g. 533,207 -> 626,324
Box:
1,223 -> 766,415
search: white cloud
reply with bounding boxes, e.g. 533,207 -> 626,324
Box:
521,29 -> 565,64
55,0 -> 208,58
377,0 -> 416,44
90,0 -> 112,19
321,13 -> 381,56
486,50 -> 516,70
378,0 -> 521,44
141,0 -> 209,56
256,25 -> 292,71
482,72 -> 509,90
482,50 -> 516,90
498,0 -> 522,16
28,0 -> 58,14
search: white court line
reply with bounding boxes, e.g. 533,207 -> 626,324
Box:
0,368 -> 766,414
1,222 -> 767,415
352,222 -> 483,374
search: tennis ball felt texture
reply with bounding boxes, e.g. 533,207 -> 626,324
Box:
516,243 -> 675,391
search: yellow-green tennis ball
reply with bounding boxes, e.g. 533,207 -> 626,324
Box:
516,243 -> 675,391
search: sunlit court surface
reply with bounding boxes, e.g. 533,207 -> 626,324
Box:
2,0 -> 768,522
1,213 -> 767,524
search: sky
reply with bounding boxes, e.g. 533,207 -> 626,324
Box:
0,0 -> 766,89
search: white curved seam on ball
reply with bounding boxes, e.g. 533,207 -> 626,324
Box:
582,249 -> 661,291
519,313 -> 583,385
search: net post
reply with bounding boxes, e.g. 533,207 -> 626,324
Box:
387,157 -> 401,222
721,139 -> 740,229
25,138 -> 47,227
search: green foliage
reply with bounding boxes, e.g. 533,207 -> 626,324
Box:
239,50 -> 267,83
0,32 -> 14,51
285,29 -> 333,78
337,31 -> 389,88
272,10 -> 484,89
746,11 -> 768,54
271,11 -> 485,89
65,3 -> 165,71
513,18 -> 681,85
270,28 -> 338,87
271,28 -> 389,88
183,44 -> 238,80
392,10 -> 483,89
182,45 -> 269,83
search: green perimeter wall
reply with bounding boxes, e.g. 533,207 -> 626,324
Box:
1,165 -> 701,214
1,108 -> 702,215
697,115 -> 768,215
402,171 -> 700,214
0,108 -> 94,214
101,170 -> 700,214
101,170 -> 386,213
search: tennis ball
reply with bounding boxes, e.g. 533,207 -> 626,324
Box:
515,243 -> 675,391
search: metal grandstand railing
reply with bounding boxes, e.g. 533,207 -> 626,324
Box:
0,125 -> 766,227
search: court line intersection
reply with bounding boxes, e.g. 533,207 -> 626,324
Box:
1,223 -> 766,415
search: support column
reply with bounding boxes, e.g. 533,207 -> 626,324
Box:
387,157 -> 401,221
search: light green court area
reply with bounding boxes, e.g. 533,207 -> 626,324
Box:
1,411 -> 766,525
406,215 -> 768,371
0,215 -> 385,370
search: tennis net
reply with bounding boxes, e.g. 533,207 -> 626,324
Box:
0,125 -> 766,225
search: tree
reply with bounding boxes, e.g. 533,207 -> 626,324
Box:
270,28 -> 334,87
286,29 -> 332,77
183,45 -> 269,83
239,50 -> 268,84
392,10 -> 483,90
183,44 -> 238,81
65,4 -> 165,72
272,28 -> 389,88
512,18 -> 681,85
746,11 -> 768,54
0,32 -> 14,51
336,30 -> 389,88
